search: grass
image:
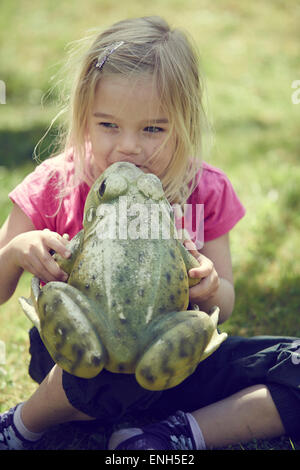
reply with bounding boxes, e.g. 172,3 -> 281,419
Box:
0,0 -> 300,450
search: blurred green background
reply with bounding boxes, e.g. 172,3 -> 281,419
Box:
0,0 -> 299,449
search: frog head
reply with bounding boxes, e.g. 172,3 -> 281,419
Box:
82,162 -> 169,238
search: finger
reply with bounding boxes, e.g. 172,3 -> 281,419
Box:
29,250 -> 68,283
43,231 -> 71,258
189,265 -> 211,279
42,253 -> 69,281
24,255 -> 55,283
189,273 -> 219,302
189,255 -> 214,278
183,239 -> 200,259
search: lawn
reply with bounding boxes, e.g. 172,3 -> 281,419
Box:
0,0 -> 299,450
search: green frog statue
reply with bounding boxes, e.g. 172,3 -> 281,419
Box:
19,162 -> 227,391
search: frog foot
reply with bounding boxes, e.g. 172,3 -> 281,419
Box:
135,306 -> 227,391
19,276 -> 42,331
33,282 -> 106,378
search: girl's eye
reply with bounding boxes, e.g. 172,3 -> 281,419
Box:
144,126 -> 164,134
100,122 -> 118,129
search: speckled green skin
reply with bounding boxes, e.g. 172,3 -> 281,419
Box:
19,162 -> 227,390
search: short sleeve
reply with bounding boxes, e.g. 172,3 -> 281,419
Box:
188,163 -> 246,243
9,155 -> 90,239
9,160 -> 61,232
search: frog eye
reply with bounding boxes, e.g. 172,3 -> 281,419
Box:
97,174 -> 128,201
137,174 -> 164,200
99,179 -> 107,197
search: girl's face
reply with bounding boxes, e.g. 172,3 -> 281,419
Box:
88,74 -> 175,178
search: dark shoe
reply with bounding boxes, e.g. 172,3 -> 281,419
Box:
109,410 -> 196,450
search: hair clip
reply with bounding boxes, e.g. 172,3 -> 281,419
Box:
95,41 -> 125,70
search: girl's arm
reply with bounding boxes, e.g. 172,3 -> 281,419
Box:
0,204 -> 70,305
187,233 -> 235,323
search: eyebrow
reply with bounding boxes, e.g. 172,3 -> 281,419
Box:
93,112 -> 169,124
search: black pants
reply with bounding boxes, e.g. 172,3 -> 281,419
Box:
29,327 -> 300,438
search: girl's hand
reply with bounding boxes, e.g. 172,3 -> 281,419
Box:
184,240 -> 220,304
9,229 -> 71,283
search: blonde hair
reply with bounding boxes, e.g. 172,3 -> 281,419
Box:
40,16 -> 212,205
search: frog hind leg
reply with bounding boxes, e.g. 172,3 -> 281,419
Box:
36,282 -> 107,379
135,306 -> 227,391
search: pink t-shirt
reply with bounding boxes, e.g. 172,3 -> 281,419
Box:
9,153 -> 245,244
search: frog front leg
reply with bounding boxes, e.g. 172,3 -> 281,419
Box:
136,307 -> 227,391
177,240 -> 202,288
53,229 -> 84,275
19,231 -> 84,328
36,282 -> 107,379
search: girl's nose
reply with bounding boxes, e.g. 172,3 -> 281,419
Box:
116,132 -> 142,156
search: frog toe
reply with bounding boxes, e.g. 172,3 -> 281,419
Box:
19,276 -> 42,331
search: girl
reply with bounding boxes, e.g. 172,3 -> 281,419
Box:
0,17 -> 299,450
